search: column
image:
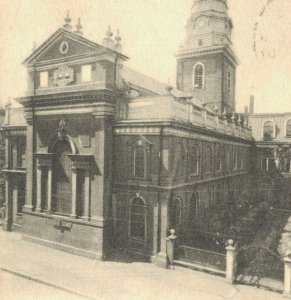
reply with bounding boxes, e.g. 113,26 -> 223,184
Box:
82,169 -> 91,221
151,197 -> 159,262
71,167 -> 77,218
156,192 -> 170,268
23,113 -> 34,213
5,135 -> 10,168
36,165 -> 42,212
284,255 -> 291,297
3,175 -> 12,231
47,166 -> 52,212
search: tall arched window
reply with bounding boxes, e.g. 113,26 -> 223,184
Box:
128,137 -> 151,179
286,120 -> 291,137
173,143 -> 184,177
226,148 -> 231,171
227,67 -> 231,92
216,146 -> 222,172
263,121 -> 275,140
204,145 -> 213,174
233,148 -> 238,170
190,145 -> 199,175
129,197 -> 146,240
193,63 -> 204,89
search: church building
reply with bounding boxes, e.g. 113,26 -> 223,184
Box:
2,0 -> 279,267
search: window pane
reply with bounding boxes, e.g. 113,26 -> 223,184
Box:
81,65 -> 92,82
287,120 -> 291,137
134,146 -> 145,178
194,64 -> 204,89
40,71 -> 48,88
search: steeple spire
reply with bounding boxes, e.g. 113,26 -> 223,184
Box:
63,11 -> 72,31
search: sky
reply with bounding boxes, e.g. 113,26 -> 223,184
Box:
0,0 -> 290,113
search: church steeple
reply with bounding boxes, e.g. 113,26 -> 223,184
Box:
176,0 -> 238,114
185,0 -> 233,50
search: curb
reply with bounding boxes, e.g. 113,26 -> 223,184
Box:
0,267 -> 99,300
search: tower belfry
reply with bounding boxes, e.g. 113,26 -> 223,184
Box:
176,0 -> 238,114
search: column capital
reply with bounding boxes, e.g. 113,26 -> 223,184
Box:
92,102 -> 115,119
24,109 -> 34,125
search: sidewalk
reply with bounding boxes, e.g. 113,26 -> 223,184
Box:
0,230 -> 286,300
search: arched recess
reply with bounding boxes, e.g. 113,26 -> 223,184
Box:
51,139 -> 73,215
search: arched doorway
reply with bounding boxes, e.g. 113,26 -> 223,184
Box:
52,140 -> 72,215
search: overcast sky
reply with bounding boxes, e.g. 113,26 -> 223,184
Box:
0,0 -> 290,113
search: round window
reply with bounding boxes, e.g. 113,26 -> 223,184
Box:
59,41 -> 69,54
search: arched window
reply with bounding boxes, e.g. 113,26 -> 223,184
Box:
286,120 -> 291,137
129,197 -> 146,240
204,145 -> 213,174
263,121 -> 275,140
190,145 -> 199,175
169,197 -> 182,228
216,146 -> 222,172
226,148 -> 231,171
193,63 -> 204,89
227,67 -> 231,92
233,148 -> 238,170
128,137 -> 151,179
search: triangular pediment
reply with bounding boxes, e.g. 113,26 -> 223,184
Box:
23,28 -> 116,66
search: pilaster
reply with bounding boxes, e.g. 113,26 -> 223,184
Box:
156,191 -> 170,268
91,105 -> 114,226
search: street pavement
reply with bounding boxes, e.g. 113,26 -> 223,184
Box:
0,230 -> 286,300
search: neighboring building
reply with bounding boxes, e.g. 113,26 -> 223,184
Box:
248,111 -> 291,209
2,0 -> 288,266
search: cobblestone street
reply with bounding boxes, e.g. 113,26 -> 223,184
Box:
0,231 -> 286,300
